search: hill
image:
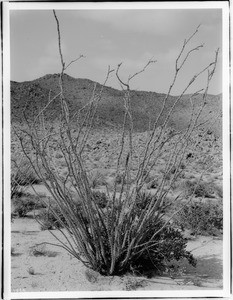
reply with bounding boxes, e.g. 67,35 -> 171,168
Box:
11,73 -> 222,135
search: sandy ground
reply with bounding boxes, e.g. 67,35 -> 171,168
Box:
11,214 -> 223,292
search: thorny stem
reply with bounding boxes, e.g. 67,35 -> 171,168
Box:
53,10 -> 65,71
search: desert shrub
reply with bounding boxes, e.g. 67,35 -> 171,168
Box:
11,182 -> 24,199
135,191 -> 156,211
174,200 -> 223,236
11,159 -> 41,187
184,180 -> 214,198
29,244 -> 58,257
13,169 -> 40,186
92,190 -> 108,208
37,190 -> 195,276
38,201 -> 83,230
38,191 -> 107,230
15,13 -> 219,277
11,158 -> 42,202
38,206 -> 67,230
12,197 -> 31,218
130,221 -> 196,275
115,173 -> 126,185
90,216 -> 196,276
162,165 -> 185,183
11,168 -> 26,199
135,191 -> 171,215
11,195 -> 44,218
88,170 -> 106,188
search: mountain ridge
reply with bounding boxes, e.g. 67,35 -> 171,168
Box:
11,73 -> 221,98
11,73 -> 222,135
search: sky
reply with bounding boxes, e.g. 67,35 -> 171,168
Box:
10,7 -> 223,95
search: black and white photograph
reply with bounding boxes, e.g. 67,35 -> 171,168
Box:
2,1 -> 231,299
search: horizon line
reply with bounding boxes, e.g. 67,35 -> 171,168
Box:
10,72 -> 222,97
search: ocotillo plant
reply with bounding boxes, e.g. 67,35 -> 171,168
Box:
14,10 -> 219,275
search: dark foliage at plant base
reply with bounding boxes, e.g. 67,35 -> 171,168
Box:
130,222 -> 196,276
94,220 -> 196,276
37,189 -> 196,277
135,191 -> 154,210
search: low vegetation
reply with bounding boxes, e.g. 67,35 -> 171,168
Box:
11,194 -> 45,219
184,180 -> 215,198
174,200 -> 223,236
88,170 -> 106,188
11,158 -> 41,197
29,244 -> 58,257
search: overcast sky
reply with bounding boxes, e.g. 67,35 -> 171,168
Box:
10,8 -> 222,95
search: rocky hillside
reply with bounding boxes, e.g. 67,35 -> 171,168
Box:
11,73 -> 222,135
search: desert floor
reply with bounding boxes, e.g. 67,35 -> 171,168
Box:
11,213 -> 222,292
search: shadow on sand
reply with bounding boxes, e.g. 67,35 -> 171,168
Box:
180,254 -> 223,280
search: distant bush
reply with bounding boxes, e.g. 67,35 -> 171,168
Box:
38,204 -> 73,230
115,173 -> 126,185
29,244 -> 58,257
174,200 -> 223,236
135,191 -> 170,215
12,159 -> 41,187
13,170 -> 41,186
184,180 -> 214,198
12,194 -> 45,218
11,158 -> 42,200
135,191 -> 155,210
93,190 -> 108,209
11,182 -> 24,199
88,170 -> 106,188
39,191 -> 108,230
